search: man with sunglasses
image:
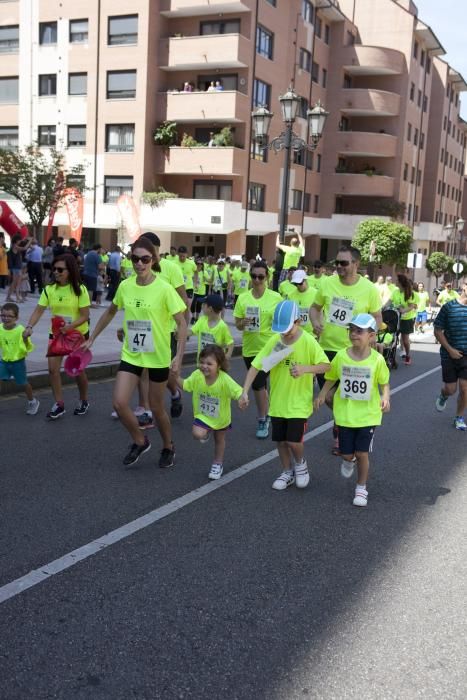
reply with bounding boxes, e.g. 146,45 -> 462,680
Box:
234,261 -> 282,439
307,260 -> 325,292
310,245 -> 382,453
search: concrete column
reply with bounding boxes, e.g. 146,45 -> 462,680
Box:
226,229 -> 246,257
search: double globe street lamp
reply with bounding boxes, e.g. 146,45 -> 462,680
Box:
445,217 -> 465,286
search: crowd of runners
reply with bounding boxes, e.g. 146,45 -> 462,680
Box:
1,232 -> 466,508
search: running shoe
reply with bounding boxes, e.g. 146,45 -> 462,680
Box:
403,356 -> 412,365
353,486 -> 368,507
138,412 -> 155,430
170,393 -> 183,418
26,398 -> 40,416
46,403 -> 65,420
208,463 -> 223,480
111,410 -> 119,419
256,417 -> 270,439
123,436 -> 151,467
294,460 -> 310,488
133,406 -> 146,417
159,444 -> 175,468
272,470 -> 295,491
454,416 -> 467,431
341,457 -> 356,479
435,393 -> 448,412
74,400 -> 89,416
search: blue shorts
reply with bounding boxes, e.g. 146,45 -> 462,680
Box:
338,426 -> 375,455
0,358 -> 28,385
416,311 -> 427,322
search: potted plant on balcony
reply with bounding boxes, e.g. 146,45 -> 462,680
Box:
181,133 -> 200,148
153,121 -> 178,146
212,126 -> 234,147
141,187 -> 178,209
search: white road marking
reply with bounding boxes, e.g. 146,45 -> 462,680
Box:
0,365 -> 440,605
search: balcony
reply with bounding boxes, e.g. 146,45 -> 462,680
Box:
155,146 -> 245,175
341,89 -> 400,117
342,45 -> 404,76
160,1 -> 251,17
157,90 -> 250,124
159,34 -> 250,71
335,131 -> 397,158
332,173 -> 395,197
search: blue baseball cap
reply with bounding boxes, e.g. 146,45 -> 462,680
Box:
272,300 -> 299,333
349,313 -> 377,331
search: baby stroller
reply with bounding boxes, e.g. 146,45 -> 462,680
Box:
378,308 -> 400,369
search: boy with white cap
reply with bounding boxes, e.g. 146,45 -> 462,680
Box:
240,300 -> 330,490
287,269 -> 317,334
314,313 -> 390,507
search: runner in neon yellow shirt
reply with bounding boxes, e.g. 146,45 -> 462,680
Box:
390,274 -> 419,365
307,260 -> 326,292
278,267 -> 297,299
120,254 -> 134,279
240,300 -> 330,491
415,282 -> 431,334
231,262 -> 250,302
286,269 -> 317,334
0,301 -> 39,415
190,294 -> 233,360
234,261 -> 282,439
177,345 -> 244,480
176,246 -> 197,293
437,283 -> 459,306
315,313 -> 390,507
276,232 -> 305,271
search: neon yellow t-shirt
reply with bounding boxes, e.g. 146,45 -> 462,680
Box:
0,324 -> 34,361
191,316 -> 233,359
437,289 -> 459,306
211,267 -> 228,292
113,275 -> 186,368
231,269 -> 250,296
121,258 -> 134,278
38,283 -> 91,334
101,254 -> 109,265
325,348 -> 390,428
252,330 -> 329,418
314,275 -> 381,352
183,368 -> 242,430
279,279 -> 295,299
307,274 -> 324,292
234,288 -> 282,357
159,258 -> 184,289
287,286 -> 317,334
417,291 -> 430,312
166,255 -> 179,264
177,258 -> 197,290
391,289 -> 419,320
193,270 -> 207,296
282,244 -> 304,269
204,265 -> 215,286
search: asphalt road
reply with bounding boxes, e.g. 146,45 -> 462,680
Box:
0,337 -> 466,699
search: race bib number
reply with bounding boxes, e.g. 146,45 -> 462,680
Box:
299,307 -> 309,325
199,393 -> 220,419
127,320 -> 155,353
245,306 -> 260,332
200,332 -> 215,350
239,279 -> 248,289
328,297 -> 355,327
340,365 -> 372,401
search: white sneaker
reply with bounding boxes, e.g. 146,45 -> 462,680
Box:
272,470 -> 295,490
111,409 -> 119,419
26,398 -> 40,415
208,462 -> 223,480
353,486 -> 368,507
294,460 -> 310,488
341,457 -> 356,479
133,406 -> 146,417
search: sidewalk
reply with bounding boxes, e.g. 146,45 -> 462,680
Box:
0,291 -> 243,394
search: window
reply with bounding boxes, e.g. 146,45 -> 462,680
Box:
66,174 -> 85,190
306,151 -> 313,170
256,25 -> 273,59
291,190 -> 302,210
299,48 -> 312,73
67,125 -> 86,147
38,125 -> 56,146
410,82 -> 415,101
315,16 -> 322,38
443,115 -> 447,130
423,95 -> 428,112
248,183 -> 265,211
426,57 -> 431,74
413,41 -> 418,59
417,169 -> 421,186
266,0 -> 276,5
417,89 -> 422,108
313,194 -> 319,214
407,123 -> 412,141
68,72 -> 87,95
104,176 -> 133,203
298,96 -> 309,118
403,163 -> 408,181
69,19 -> 88,43
324,24 -> 330,45
317,153 -> 321,172
39,21 -> 57,45
440,148 -> 444,162
322,68 -> 327,88
193,180 -> 232,200
0,76 -> 18,103
0,25 -> 19,53
106,124 -> 135,152
420,132 -> 425,149
437,180 -> 441,195
108,15 -> 138,45
343,74 -> 352,89
107,70 -> 136,99
250,136 -> 268,162
200,19 -> 240,35
407,203 -> 412,222
413,128 -> 418,146
411,166 -> 415,184
38,74 -> 56,96
303,192 -> 311,212
312,61 -> 319,83
253,78 -> 271,108
302,0 -> 313,23
420,50 -> 425,67
414,205 -> 419,222
0,126 -> 18,150
293,149 -> 305,166
346,30 -> 354,45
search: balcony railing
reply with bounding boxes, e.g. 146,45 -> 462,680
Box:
157,89 -> 250,124
160,33 -> 250,71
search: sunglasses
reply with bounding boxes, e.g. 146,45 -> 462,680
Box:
131,255 -> 152,264
53,266 -> 67,272
334,259 -> 351,267
250,274 -> 266,280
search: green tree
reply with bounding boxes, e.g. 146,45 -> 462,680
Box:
352,218 -> 413,267
426,251 -> 454,285
0,144 -> 86,236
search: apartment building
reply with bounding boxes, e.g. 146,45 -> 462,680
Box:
0,0 -> 466,271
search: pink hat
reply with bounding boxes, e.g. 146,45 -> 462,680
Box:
64,348 -> 92,377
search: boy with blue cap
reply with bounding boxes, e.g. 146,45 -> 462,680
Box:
240,300 -> 330,490
314,313 -> 390,507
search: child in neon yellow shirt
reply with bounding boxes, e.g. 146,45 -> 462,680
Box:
189,294 -> 233,361
315,313 -> 390,508
177,345 -> 244,481
0,302 -> 40,415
